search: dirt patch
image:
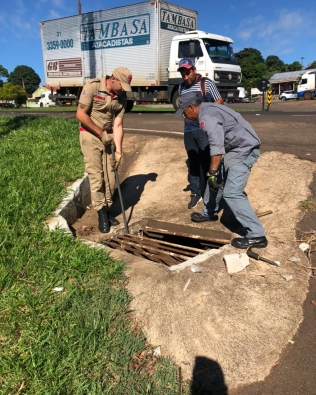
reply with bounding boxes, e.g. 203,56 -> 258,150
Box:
72,131 -> 316,390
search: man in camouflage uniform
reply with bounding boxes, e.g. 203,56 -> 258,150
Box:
76,67 -> 132,233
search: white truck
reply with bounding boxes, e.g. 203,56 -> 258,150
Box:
297,69 -> 316,100
237,87 -> 246,99
38,91 -> 78,107
40,0 -> 241,111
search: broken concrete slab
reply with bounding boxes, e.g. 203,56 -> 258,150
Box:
224,253 -> 250,274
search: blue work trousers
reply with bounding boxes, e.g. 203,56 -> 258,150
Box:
202,149 -> 265,238
184,129 -> 210,196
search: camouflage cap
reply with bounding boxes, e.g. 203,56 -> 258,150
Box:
112,67 -> 133,92
174,91 -> 203,116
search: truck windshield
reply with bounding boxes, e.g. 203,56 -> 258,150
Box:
203,39 -> 238,65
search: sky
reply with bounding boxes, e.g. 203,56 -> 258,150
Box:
0,0 -> 315,85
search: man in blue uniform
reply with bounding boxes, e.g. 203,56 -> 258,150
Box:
175,91 -> 267,249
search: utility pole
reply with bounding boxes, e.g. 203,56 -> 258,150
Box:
301,57 -> 305,68
78,0 -> 82,14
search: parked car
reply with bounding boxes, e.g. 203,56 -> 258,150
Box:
279,90 -> 297,101
241,96 -> 251,103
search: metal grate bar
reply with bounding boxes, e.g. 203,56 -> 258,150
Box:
102,238 -> 180,266
115,236 -> 192,261
122,233 -> 204,256
140,226 -> 231,246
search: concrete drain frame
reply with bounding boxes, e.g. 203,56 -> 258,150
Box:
102,218 -> 232,266
46,176 -> 231,267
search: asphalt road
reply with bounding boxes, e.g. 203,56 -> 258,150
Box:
1,102 -> 316,393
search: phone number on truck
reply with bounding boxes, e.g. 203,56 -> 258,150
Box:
47,40 -> 74,50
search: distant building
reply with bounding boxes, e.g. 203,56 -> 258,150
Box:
269,70 -> 307,94
27,86 -> 50,107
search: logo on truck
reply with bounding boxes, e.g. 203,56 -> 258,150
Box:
46,58 -> 82,78
80,14 -> 150,51
160,9 -> 196,33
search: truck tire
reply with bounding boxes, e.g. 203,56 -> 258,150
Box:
125,100 -> 134,112
172,90 -> 180,111
303,92 -> 313,100
40,102 -> 43,107
281,97 -> 286,101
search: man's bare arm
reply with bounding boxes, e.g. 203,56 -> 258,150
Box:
214,97 -> 224,105
210,154 -> 223,171
113,116 -> 124,154
76,103 -> 103,139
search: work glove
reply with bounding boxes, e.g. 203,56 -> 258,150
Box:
110,151 -> 122,171
101,130 -> 113,146
207,171 -> 222,192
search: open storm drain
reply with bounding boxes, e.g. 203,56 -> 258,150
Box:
102,218 -> 231,266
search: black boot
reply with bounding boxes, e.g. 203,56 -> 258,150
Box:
109,213 -> 120,226
106,206 -> 120,226
97,206 -> 110,233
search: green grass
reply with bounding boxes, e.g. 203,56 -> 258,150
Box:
0,115 -> 184,394
131,105 -> 174,112
1,106 -> 78,112
301,197 -> 316,211
2,105 -> 175,113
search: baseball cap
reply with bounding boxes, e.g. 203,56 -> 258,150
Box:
112,67 -> 133,91
174,91 -> 203,116
177,58 -> 195,71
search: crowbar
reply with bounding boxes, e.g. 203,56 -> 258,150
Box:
111,145 -> 129,234
247,248 -> 280,267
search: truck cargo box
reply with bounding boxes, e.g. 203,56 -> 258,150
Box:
40,1 -> 197,88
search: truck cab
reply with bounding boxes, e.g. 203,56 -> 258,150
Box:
297,70 -> 316,100
38,92 -> 56,107
168,30 -> 241,107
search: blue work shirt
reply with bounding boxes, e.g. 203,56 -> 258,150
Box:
198,103 -> 261,168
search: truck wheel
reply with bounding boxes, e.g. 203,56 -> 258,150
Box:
281,97 -> 286,101
303,92 -> 313,100
125,100 -> 134,112
40,102 -> 43,107
172,90 -> 180,111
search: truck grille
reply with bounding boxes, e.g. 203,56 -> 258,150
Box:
219,71 -> 239,83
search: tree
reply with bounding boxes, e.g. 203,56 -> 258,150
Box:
265,55 -> 284,72
287,61 -> 302,71
0,65 -> 9,88
235,48 -> 265,87
253,63 -> 268,79
8,65 -> 40,95
0,82 -> 27,106
307,60 -> 316,69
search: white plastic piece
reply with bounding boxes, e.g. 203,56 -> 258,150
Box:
282,275 -> 293,282
288,257 -> 300,263
299,243 -> 310,252
191,265 -> 202,273
153,346 -> 161,357
53,287 -> 63,292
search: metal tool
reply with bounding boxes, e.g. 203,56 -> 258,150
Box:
111,145 -> 129,233
247,248 -> 280,267
256,210 -> 273,218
